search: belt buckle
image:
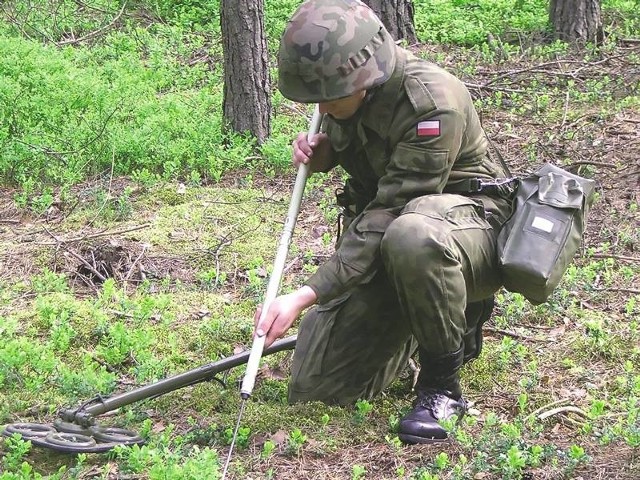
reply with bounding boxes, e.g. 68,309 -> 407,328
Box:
468,178 -> 485,193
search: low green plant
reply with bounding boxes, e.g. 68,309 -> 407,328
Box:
261,439 -> 276,459
2,434 -> 32,472
113,441 -> 221,479
352,464 -> 366,479
31,269 -> 68,294
413,0 -> 548,45
385,434 -> 403,450
353,399 -> 374,423
565,444 -> 589,474
320,412 -> 330,426
434,452 -> 449,470
286,428 -> 307,455
223,426 -> 251,449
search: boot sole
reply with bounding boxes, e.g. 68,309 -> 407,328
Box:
398,433 -> 449,445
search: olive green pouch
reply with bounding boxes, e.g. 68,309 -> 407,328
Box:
497,164 -> 596,305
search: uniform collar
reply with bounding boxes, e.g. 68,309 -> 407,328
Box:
361,46 -> 406,137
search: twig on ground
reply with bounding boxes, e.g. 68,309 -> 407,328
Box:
529,400 -> 589,428
283,255 -> 303,275
590,253 -> 640,262
87,149 -> 117,227
107,309 -> 135,319
124,245 -> 147,282
57,1 -> 128,46
72,270 -> 98,291
43,226 -> 107,283
483,327 -> 550,342
594,287 -> 640,295
564,160 -> 618,169
482,59 -> 583,86
37,223 -> 151,245
537,405 -> 589,422
529,398 -> 571,418
465,82 -> 528,94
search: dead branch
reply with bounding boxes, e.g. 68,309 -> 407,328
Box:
283,254 -> 302,275
529,398 -> 571,418
480,53 -> 631,90
590,253 -> 640,262
480,59 -> 595,87
465,82 -> 528,94
537,405 -> 589,422
37,223 -> 151,246
564,160 -> 618,169
73,0 -> 118,16
560,90 -> 570,128
0,2 -> 54,42
72,269 -> 98,291
124,244 -> 147,282
57,1 -> 128,46
483,327 -> 550,342
593,287 -> 640,295
42,226 -> 107,282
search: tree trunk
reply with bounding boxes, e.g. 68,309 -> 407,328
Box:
363,0 -> 417,44
220,0 -> 271,143
549,0 -> 603,44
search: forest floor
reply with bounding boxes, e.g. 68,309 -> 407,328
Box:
1,41 -> 639,479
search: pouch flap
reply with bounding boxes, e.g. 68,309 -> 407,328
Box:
534,163 -> 596,202
538,172 -> 584,209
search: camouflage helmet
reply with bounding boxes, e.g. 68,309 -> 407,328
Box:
278,0 -> 397,103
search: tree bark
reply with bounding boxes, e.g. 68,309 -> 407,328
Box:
220,0 -> 271,143
363,0 -> 417,44
549,0 -> 603,44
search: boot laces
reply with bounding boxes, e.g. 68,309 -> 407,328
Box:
416,388 -> 449,410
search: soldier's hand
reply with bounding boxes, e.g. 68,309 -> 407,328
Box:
292,132 -> 333,172
254,286 -> 317,348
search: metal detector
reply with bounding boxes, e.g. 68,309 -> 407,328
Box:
3,106 -> 322,455
1,335 -> 297,453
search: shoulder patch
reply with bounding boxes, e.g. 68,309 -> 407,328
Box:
404,77 -> 437,113
416,120 -> 441,137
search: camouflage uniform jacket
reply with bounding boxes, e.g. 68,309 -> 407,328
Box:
305,46 -> 510,304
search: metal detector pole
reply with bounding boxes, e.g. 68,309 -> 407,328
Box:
222,106 -> 322,479
240,105 -> 323,399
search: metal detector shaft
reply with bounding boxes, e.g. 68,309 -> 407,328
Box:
67,335 -> 297,420
240,105 -> 323,399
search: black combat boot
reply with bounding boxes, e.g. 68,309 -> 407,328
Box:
398,348 -> 466,444
463,296 -> 495,363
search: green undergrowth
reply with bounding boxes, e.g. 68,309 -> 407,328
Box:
413,0 -> 640,46
1,178 -> 638,478
2,0 -> 638,203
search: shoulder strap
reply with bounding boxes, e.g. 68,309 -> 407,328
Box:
486,134 -> 513,178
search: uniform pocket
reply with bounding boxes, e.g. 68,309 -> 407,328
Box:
401,194 -> 490,230
392,144 -> 449,175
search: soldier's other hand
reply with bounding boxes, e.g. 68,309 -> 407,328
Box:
292,132 -> 332,172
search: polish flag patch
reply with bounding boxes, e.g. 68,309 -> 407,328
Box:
416,120 -> 441,136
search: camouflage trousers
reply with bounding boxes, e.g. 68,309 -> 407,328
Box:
289,194 -> 508,405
